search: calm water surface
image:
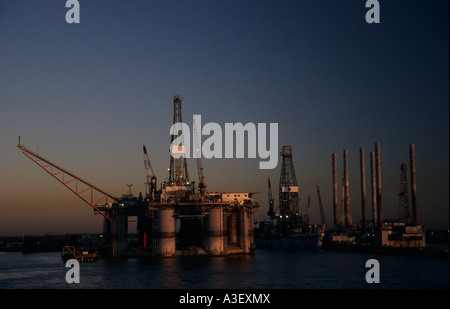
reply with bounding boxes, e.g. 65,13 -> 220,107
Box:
0,249 -> 448,289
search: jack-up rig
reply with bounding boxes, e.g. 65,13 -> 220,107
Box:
256,145 -> 326,250
18,95 -> 259,258
324,143 -> 426,249
255,142 -> 427,252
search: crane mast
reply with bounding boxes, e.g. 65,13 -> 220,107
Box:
316,184 -> 326,226
305,194 -> 311,225
267,178 -> 275,218
143,145 -> 157,200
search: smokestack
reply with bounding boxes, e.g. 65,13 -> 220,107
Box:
360,148 -> 367,229
375,142 -> 382,227
343,149 -> 350,228
409,144 -> 418,225
370,152 -> 377,226
332,153 -> 338,226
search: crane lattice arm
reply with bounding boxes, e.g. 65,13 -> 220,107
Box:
18,141 -> 117,221
306,194 -> 311,225
143,145 -> 157,198
267,178 -> 275,218
316,184 -> 326,225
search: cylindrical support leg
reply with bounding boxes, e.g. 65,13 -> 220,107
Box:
112,210 -> 128,258
248,210 -> 254,252
370,152 -> 378,226
375,142 -> 383,227
409,144 -> 418,225
205,208 -> 224,255
332,153 -> 338,226
343,149 -> 351,228
360,148 -> 367,229
156,208 -> 176,256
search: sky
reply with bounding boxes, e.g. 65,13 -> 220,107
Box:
0,0 -> 448,235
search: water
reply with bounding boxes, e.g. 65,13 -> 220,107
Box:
0,249 -> 448,289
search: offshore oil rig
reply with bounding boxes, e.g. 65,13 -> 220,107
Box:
324,142 -> 426,249
18,96 -> 259,258
256,141 -> 428,254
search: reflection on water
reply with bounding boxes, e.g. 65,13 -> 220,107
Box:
0,250 -> 448,289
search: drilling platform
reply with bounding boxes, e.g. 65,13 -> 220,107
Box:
256,142 -> 429,255
18,96 -> 259,258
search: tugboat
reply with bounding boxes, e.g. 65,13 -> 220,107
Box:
61,245 -> 98,263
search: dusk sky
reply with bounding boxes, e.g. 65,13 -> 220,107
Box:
0,0 -> 448,235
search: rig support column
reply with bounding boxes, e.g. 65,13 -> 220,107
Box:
409,144 -> 418,225
375,142 -> 383,227
360,148 -> 367,229
112,208 -> 128,258
332,153 -> 338,226
156,208 -> 176,256
343,149 -> 351,228
370,152 -> 378,227
248,208 -> 255,252
237,208 -> 251,253
205,207 -> 224,255
222,212 -> 228,254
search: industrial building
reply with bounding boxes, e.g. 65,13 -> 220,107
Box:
256,145 -> 326,250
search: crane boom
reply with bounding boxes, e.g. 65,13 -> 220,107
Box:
306,194 -> 311,225
143,145 -> 154,180
17,141 -> 116,221
316,184 -> 326,225
143,145 -> 157,198
267,178 -> 275,218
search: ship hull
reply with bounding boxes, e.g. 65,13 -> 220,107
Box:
256,232 -> 324,250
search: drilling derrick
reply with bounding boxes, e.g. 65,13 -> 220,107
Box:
169,95 -> 189,186
279,145 -> 299,224
398,162 -> 412,225
193,116 -> 207,195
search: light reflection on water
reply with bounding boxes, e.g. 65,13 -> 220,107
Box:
0,250 -> 448,289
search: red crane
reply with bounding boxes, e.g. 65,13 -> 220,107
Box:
17,138 -> 117,221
